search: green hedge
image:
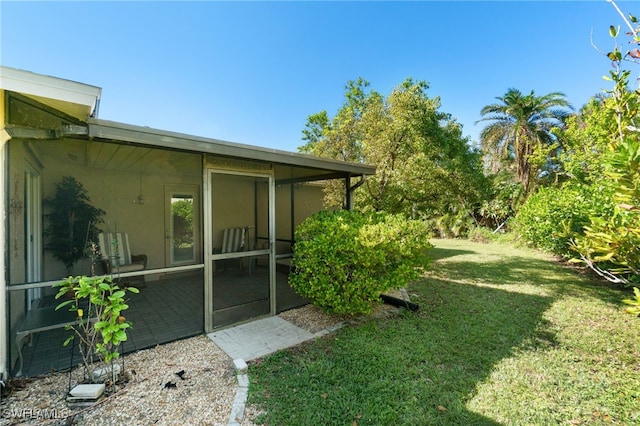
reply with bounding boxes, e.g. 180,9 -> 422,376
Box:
290,210 -> 432,315
513,184 -> 613,257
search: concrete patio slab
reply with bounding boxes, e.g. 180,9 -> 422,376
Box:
207,316 -> 314,361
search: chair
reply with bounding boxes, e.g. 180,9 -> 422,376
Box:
216,227 -> 250,273
222,227 -> 246,254
97,232 -> 147,286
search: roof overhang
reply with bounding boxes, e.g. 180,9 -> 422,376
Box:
0,66 -> 101,120
87,118 -> 376,179
1,66 -> 374,181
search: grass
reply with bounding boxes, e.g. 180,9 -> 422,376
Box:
247,239 -> 640,425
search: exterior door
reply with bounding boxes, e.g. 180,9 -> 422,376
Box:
204,170 -> 274,331
165,185 -> 200,266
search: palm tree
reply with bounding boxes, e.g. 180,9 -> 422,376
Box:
477,88 -> 572,195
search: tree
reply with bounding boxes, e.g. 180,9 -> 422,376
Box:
299,78 -> 376,208
557,97 -> 616,184
300,77 -> 486,226
477,88 -> 573,196
44,176 -> 105,273
299,77 -> 373,163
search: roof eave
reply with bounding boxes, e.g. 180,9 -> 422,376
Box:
87,118 -> 376,175
0,66 -> 101,118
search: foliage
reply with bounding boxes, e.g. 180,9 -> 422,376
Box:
171,198 -> 194,247
44,176 -> 105,273
514,184 -> 613,257
558,97 -> 616,184
430,205 -> 475,239
475,171 -> 524,231
477,88 -> 572,197
54,275 -> 139,383
570,139 -> 640,283
299,78 -> 487,220
467,226 -> 501,244
290,210 -> 432,315
570,3 -> 640,285
623,287 -> 640,316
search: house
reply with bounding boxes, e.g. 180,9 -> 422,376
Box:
0,66 -> 375,378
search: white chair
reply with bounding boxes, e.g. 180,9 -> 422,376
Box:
216,227 -> 251,273
222,227 -> 246,254
97,232 -> 147,285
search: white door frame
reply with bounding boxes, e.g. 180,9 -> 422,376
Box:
24,163 -> 42,310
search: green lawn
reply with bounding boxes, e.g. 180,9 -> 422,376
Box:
247,239 -> 640,425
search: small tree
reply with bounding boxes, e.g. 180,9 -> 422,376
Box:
44,176 -> 105,273
54,275 -> 139,385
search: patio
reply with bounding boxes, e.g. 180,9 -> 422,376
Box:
16,268 -> 307,377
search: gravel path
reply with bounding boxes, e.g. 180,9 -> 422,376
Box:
0,305 -> 352,426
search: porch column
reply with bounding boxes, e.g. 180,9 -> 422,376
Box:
345,175 -> 352,210
345,174 -> 366,211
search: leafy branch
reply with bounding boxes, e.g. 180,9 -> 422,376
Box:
54,276 -> 139,383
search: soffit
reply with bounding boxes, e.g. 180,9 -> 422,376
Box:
87,118 -> 376,179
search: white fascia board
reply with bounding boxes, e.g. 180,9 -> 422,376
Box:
0,66 -> 101,116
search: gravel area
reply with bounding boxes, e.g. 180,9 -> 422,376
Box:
1,335 -> 236,426
0,304 -> 351,426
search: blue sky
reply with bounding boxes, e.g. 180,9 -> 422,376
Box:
1,1 -> 631,152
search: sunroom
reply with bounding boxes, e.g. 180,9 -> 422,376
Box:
0,66 -> 375,377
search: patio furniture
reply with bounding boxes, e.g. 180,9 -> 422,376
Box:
222,227 -> 246,254
216,227 -> 251,273
14,306 -> 77,376
97,232 -> 147,285
14,302 -> 95,377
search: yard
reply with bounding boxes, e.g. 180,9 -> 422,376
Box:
247,239 -> 640,425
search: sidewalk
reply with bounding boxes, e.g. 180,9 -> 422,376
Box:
208,315 -> 342,425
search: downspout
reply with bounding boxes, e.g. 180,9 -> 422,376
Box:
345,174 -> 366,211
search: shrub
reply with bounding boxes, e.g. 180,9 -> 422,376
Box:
290,210 -> 432,315
431,207 -> 475,238
513,184 -> 613,257
623,287 -> 640,316
468,226 -> 499,244
54,275 -> 139,384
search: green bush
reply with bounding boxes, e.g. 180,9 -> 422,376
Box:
468,226 -> 500,244
290,210 -> 432,315
513,184 -> 613,257
431,207 -> 475,238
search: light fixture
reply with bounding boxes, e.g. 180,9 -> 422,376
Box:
133,174 -> 144,204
